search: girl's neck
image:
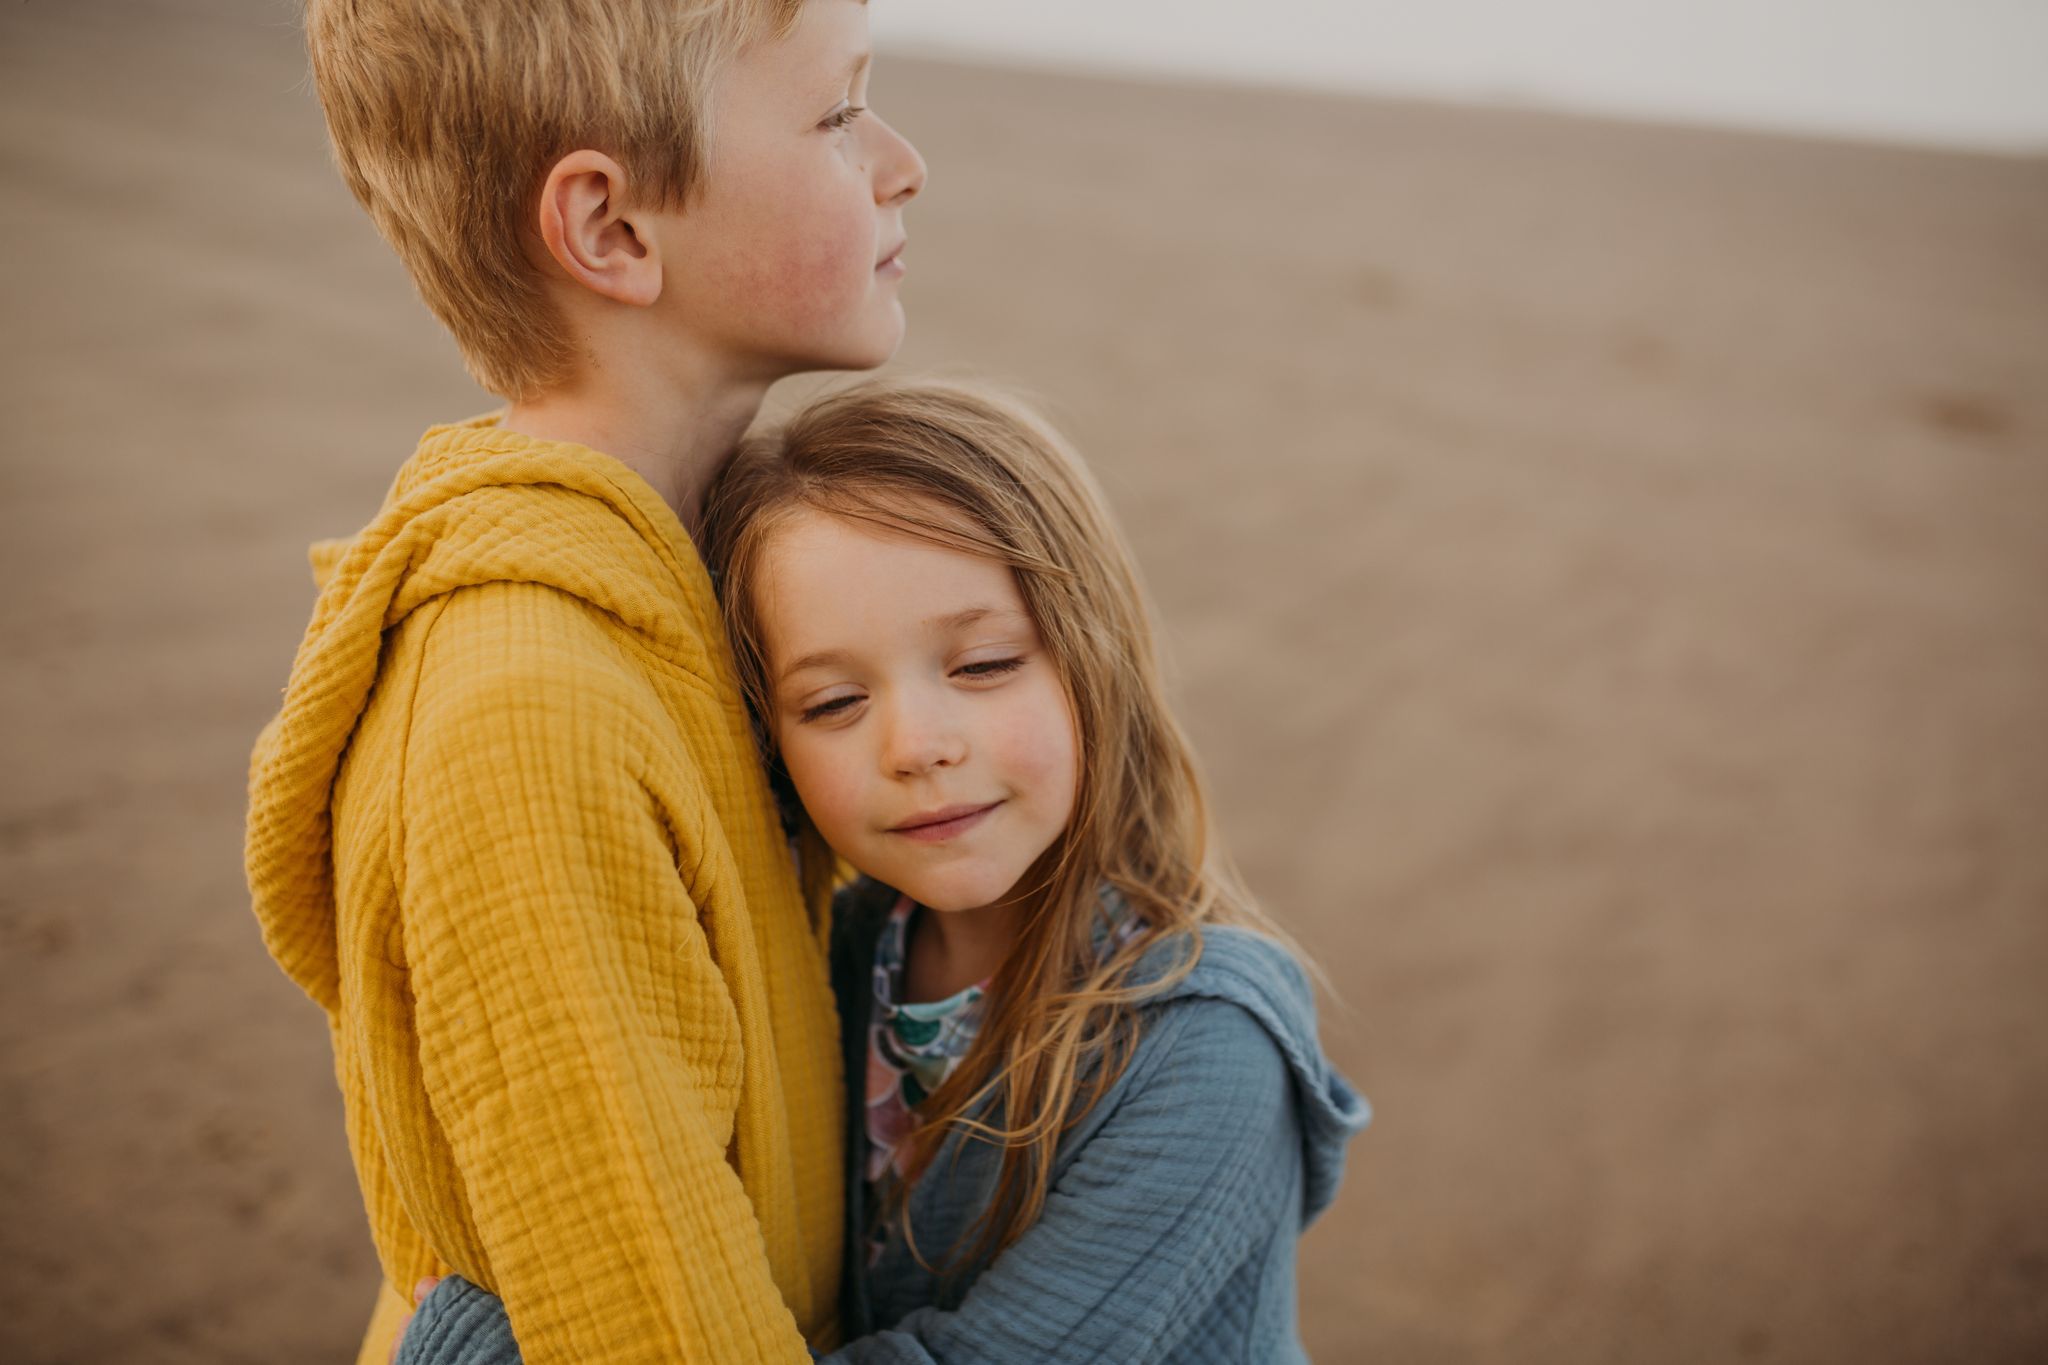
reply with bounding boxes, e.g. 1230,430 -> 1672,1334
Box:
902,897 -> 1026,1005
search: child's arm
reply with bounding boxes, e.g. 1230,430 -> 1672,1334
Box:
393,588 -> 815,1365
395,997 -> 1298,1365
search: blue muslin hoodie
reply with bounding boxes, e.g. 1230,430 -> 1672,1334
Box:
397,880 -> 1370,1364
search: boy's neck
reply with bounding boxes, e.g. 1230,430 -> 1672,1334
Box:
500,363 -> 772,541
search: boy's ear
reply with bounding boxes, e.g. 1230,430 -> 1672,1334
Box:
532,150 -> 663,308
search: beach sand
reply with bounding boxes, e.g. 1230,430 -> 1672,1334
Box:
3,2 -> 2045,1361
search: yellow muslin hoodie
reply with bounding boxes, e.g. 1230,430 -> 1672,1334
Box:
245,416 -> 843,1365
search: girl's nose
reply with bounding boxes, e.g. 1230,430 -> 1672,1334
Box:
881,696 -> 965,776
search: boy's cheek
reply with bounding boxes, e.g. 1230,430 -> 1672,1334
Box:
770,225 -> 881,323
663,214 -> 866,321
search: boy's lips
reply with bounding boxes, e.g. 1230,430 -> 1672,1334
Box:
876,239 -> 907,275
888,800 -> 999,843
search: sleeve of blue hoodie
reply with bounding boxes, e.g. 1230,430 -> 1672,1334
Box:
396,927 -> 1369,1365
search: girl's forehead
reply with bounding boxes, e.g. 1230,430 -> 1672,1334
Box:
763,494 -> 979,543
759,503 -> 997,578
755,506 -> 1028,635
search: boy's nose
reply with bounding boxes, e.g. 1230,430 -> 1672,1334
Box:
868,112 -> 926,207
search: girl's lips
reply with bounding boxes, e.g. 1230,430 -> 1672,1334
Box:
889,801 -> 999,844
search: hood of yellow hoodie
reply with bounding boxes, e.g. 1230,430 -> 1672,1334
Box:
245,415 -> 735,1012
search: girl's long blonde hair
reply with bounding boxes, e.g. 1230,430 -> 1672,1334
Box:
704,379 -> 1296,1270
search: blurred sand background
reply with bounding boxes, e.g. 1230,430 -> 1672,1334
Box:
3,1 -> 2046,1361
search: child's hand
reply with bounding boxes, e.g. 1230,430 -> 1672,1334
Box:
388,1277 -> 442,1364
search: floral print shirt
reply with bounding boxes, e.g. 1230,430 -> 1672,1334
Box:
864,894 -> 989,1189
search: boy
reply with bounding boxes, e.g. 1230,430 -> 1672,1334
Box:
243,2 -> 924,1361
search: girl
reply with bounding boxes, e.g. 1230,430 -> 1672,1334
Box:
397,381 -> 1369,1364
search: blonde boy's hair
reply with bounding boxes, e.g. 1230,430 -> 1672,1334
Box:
306,0 -> 803,399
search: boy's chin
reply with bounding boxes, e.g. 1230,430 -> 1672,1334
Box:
802,311 -> 905,375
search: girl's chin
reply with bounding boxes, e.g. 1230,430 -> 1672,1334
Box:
894,876 -> 1009,917
899,889 -> 991,916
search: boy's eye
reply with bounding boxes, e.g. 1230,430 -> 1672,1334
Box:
956,657 -> 1024,680
822,104 -> 867,131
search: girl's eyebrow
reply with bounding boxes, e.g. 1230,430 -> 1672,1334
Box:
929,605 -> 1027,632
776,607 -> 1029,685
779,647 -> 851,684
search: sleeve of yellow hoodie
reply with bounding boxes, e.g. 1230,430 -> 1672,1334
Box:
396,583 -> 812,1365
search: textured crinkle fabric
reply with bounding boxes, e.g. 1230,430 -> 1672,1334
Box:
244,415 -> 843,1365
397,888 -> 1371,1365
830,909 -> 1371,1364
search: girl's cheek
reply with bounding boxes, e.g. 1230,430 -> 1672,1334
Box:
783,744 -> 838,823
1003,694 -> 1082,798
800,757 -> 871,841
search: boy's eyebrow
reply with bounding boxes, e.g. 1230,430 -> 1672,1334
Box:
813,50 -> 868,110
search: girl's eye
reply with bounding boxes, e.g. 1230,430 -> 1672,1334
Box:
799,694 -> 862,724
956,657 -> 1024,681
823,104 -> 867,131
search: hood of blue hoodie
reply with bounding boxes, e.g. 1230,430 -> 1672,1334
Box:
1130,924 -> 1371,1225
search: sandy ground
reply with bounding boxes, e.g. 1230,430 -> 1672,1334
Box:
3,2 -> 2046,1361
